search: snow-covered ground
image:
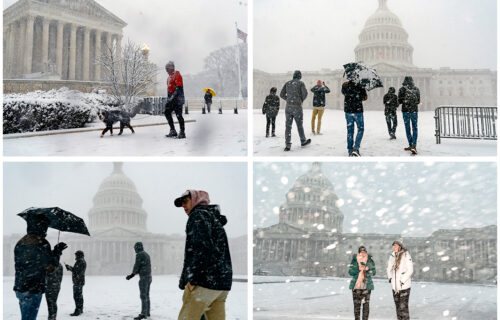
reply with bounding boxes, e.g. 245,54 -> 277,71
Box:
3,111 -> 247,156
253,276 -> 496,320
253,110 -> 497,156
4,275 -> 247,320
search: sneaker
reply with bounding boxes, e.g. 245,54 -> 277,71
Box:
166,130 -> 177,138
284,146 -> 291,152
312,131 -> 316,135
301,139 -> 311,147
351,149 -> 361,157
134,314 -> 147,320
177,131 -> 186,139
272,132 -> 276,137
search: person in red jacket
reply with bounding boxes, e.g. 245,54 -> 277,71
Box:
165,61 -> 186,139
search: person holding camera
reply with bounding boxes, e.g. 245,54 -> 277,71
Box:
348,245 -> 376,320
126,242 -> 152,320
65,250 -> 86,316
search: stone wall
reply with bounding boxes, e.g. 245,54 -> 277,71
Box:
3,79 -> 104,94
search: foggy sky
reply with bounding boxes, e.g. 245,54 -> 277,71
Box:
254,162 -> 497,237
4,162 -> 247,238
254,0 -> 497,72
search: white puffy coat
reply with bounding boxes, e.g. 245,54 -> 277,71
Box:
386,250 -> 413,291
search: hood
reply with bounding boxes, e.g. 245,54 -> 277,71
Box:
198,204 -> 228,226
293,70 -> 302,80
188,190 -> 210,208
134,242 -> 144,253
402,76 -> 414,87
26,215 -> 49,237
388,87 -> 395,94
75,250 -> 84,258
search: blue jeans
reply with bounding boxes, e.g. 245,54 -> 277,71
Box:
385,114 -> 397,134
345,113 -> 364,153
402,112 -> 418,147
16,291 -> 43,320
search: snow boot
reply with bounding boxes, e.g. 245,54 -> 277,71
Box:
301,139 -> 311,147
284,146 -> 291,152
272,132 -> 276,137
134,314 -> 147,320
351,149 -> 361,157
70,310 -> 82,316
177,131 -> 186,139
166,130 -> 177,138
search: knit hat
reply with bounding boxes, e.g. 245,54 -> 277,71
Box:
392,239 -> 404,249
165,61 -> 175,69
358,245 -> 367,253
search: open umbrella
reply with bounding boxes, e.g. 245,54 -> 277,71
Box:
204,88 -> 216,96
343,62 -> 383,91
18,207 -> 90,241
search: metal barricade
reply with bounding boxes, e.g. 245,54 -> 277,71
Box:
434,106 -> 497,144
142,97 -> 247,115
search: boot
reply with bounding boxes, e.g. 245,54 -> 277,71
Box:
177,131 -> 186,139
351,149 -> 361,157
410,144 -> 417,155
266,132 -> 269,138
134,314 -> 147,320
404,146 -> 411,151
301,139 -> 311,147
70,310 -> 82,316
284,146 -> 291,151
166,129 -> 177,138
272,132 -> 276,137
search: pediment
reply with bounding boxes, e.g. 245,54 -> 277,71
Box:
45,0 -> 127,26
257,223 -> 305,235
92,227 -> 146,238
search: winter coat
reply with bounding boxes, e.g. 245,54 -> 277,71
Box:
280,71 -> 308,108
204,92 -> 213,104
386,250 -> 413,291
383,87 -> 399,115
167,71 -> 185,106
348,254 -> 376,290
179,204 -> 233,291
398,76 -> 420,113
133,244 -> 152,278
262,94 -> 280,117
13,234 -> 61,294
46,263 -> 63,292
67,257 -> 86,286
310,85 -> 331,107
342,81 -> 367,113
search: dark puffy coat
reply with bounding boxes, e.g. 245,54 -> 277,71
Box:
46,263 -> 63,292
342,81 -> 367,113
262,94 -> 280,117
310,85 -> 331,107
383,87 -> 399,115
348,254 -> 376,290
398,76 -> 420,113
280,71 -> 308,107
67,257 -> 86,286
179,205 -> 232,291
204,92 -> 213,104
13,234 -> 60,294
133,243 -> 152,277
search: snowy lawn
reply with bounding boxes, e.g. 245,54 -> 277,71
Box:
253,276 -> 496,320
3,111 -> 247,156
253,110 -> 496,156
4,275 -> 247,320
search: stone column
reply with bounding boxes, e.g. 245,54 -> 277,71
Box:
41,18 -> 50,72
68,23 -> 77,80
83,27 -> 90,80
116,34 -> 123,80
94,29 -> 102,81
56,20 -> 64,77
6,23 -> 16,77
24,15 -> 35,75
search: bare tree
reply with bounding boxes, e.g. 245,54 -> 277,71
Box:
96,39 -> 158,111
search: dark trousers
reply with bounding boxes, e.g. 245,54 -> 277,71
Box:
165,102 -> 185,132
393,288 -> 410,320
101,124 -> 113,135
73,285 -> 84,312
352,289 -> 371,320
139,276 -> 152,316
285,106 -> 307,147
119,122 -> 135,134
206,102 -> 212,113
385,114 -> 397,134
266,115 -> 276,134
45,285 -> 61,319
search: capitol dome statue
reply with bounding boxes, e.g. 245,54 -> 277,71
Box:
355,0 -> 414,67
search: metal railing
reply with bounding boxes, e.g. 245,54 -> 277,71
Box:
434,106 -> 497,144
143,97 -> 247,115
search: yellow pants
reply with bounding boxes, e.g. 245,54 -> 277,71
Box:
178,286 -> 229,320
311,107 -> 325,133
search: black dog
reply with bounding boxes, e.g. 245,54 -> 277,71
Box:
98,110 -> 135,137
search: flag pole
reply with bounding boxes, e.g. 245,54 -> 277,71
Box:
235,22 -> 243,100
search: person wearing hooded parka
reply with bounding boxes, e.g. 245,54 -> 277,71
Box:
348,245 -> 376,320
398,76 -> 420,154
383,87 -> 399,139
65,250 -> 87,316
175,190 -> 232,320
387,239 -> 414,320
126,242 -> 152,320
262,87 -> 280,137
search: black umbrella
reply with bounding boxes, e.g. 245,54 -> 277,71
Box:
343,62 -> 383,91
18,207 -> 91,240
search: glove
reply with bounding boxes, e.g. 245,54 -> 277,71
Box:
389,278 -> 392,283
126,274 -> 135,280
53,242 -> 68,255
65,264 -> 70,271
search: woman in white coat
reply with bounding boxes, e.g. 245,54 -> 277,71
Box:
386,239 -> 413,320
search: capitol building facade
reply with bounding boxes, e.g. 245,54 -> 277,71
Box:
253,163 -> 497,283
253,0 -> 496,111
4,163 -> 247,276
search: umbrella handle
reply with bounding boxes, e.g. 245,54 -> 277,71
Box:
57,230 -> 60,244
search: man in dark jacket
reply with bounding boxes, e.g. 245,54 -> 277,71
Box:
342,80 -> 368,156
174,190 -> 232,320
204,90 -> 213,113
398,76 -> 420,154
280,70 -> 311,151
383,87 -> 399,139
126,242 -> 152,320
165,61 -> 186,139
14,215 -> 67,320
310,80 -> 331,135
46,263 -> 63,320
262,87 -> 280,137
65,250 -> 86,316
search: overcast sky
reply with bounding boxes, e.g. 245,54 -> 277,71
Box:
4,162 -> 247,238
254,0 -> 497,72
254,162 -> 497,237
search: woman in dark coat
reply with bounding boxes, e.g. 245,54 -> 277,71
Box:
262,87 -> 280,137
383,87 -> 399,139
348,245 -> 376,320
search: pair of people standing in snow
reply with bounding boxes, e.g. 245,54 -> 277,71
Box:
349,240 -> 413,320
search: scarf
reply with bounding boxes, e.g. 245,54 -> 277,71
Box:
355,253 -> 368,288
